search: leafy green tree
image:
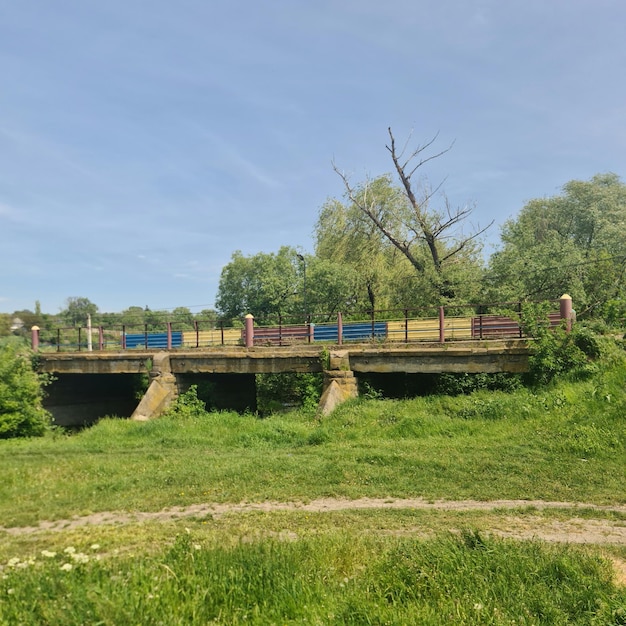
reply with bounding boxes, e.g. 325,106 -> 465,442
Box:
0,338 -> 51,438
195,309 -> 219,325
304,258 -> 360,319
60,297 -> 99,327
316,178 -> 406,311
171,307 -> 195,330
117,306 -> 148,329
216,247 -> 302,322
488,173 -> 626,316
0,313 -> 11,337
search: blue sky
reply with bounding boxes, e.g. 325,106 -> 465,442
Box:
1,0 -> 624,314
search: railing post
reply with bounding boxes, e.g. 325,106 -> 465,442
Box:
404,309 -> 409,343
122,325 -> 127,350
245,314 -> 254,348
56,328 -> 61,352
78,327 -> 82,351
370,309 -> 375,339
560,294 -> 573,332
439,306 -> 445,343
307,314 -> 312,344
337,312 -> 343,346
219,320 -> 224,346
98,326 -> 104,351
31,326 -> 40,352
195,320 -> 200,348
278,313 -> 283,346
167,321 -> 172,350
144,324 -> 148,350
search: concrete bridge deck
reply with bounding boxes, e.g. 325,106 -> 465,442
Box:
37,339 -> 530,375
37,340 -> 531,425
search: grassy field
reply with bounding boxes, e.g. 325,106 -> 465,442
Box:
0,351 -> 625,624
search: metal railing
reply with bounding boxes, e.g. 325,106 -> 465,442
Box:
30,297 -> 572,352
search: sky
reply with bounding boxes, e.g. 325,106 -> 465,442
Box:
1,0 -> 625,315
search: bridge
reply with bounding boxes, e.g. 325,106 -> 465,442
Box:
38,339 -> 531,426
33,296 -> 574,425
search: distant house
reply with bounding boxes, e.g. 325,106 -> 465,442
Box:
10,317 -> 24,332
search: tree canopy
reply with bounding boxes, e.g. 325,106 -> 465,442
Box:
331,128 -> 491,302
60,297 -> 99,327
216,247 -> 302,322
488,173 -> 626,316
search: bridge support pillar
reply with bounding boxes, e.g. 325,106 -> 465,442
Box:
131,352 -> 179,421
318,371 -> 358,416
318,350 -> 358,416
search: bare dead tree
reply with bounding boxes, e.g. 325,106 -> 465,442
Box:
333,127 -> 493,298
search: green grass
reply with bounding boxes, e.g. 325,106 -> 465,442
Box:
1,529 -> 625,625
1,362 -> 624,527
0,355 -> 625,623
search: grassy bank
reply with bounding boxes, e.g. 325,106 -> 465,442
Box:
1,357 -> 624,527
0,351 -> 625,623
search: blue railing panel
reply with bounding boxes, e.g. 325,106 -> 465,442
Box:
313,322 -> 387,342
124,331 -> 183,349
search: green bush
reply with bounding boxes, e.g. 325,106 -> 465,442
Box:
0,338 -> 51,438
161,385 -> 208,419
521,303 -> 591,386
434,372 -> 523,395
256,372 -> 322,415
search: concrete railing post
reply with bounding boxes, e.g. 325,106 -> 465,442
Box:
98,326 -> 104,351
560,294 -> 573,333
31,326 -> 40,352
167,322 -> 172,350
244,314 -> 254,348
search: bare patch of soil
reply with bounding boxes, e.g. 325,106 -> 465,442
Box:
2,498 -> 625,544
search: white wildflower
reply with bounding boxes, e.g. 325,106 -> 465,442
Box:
63,547 -> 76,555
60,563 -> 73,572
70,552 -> 89,564
41,550 -> 57,558
193,544 -> 202,551
7,558 -> 20,568
90,544 -> 100,551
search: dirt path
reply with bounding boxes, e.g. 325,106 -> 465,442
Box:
3,497 -> 626,545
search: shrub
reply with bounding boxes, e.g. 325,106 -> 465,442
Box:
0,338 -> 51,438
256,373 -> 322,415
161,385 -> 208,419
521,303 -> 591,386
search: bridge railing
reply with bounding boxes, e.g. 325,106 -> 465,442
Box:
30,296 -> 573,352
